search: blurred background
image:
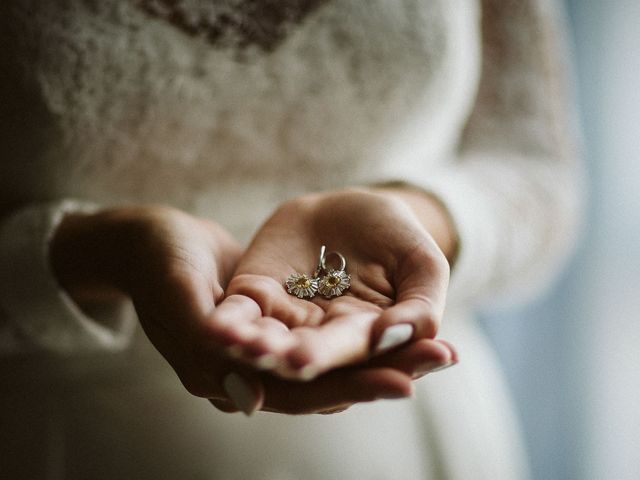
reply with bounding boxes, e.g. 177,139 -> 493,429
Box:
480,1 -> 640,479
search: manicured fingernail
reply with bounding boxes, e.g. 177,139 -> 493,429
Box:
375,324 -> 414,354
429,361 -> 457,373
412,361 -> 457,379
379,383 -> 414,400
272,363 -> 319,381
255,354 -> 278,370
319,406 -> 350,415
298,365 -> 319,381
273,364 -> 295,379
222,373 -> 259,416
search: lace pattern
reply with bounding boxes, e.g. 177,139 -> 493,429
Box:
136,0 -> 327,51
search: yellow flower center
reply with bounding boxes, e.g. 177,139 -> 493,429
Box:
325,275 -> 341,287
295,277 -> 312,289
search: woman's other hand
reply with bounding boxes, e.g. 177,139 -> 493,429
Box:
49,205 -> 261,405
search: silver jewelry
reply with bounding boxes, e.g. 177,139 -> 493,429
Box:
313,245 -> 327,278
285,246 -> 350,299
318,250 -> 351,298
285,272 -> 319,299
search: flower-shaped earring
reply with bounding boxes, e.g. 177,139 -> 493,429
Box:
285,273 -> 319,299
285,246 -> 325,299
284,245 -> 350,299
318,250 -> 351,298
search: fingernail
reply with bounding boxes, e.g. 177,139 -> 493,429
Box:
375,324 -> 414,354
255,354 -> 278,370
429,361 -> 457,373
222,373 -> 259,416
273,364 -> 296,379
273,363 -> 319,381
319,406 -> 350,415
298,365 -> 319,381
379,383 -> 414,400
413,361 -> 457,379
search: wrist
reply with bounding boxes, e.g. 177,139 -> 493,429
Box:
49,208 -> 143,303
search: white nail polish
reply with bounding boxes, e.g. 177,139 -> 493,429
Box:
375,324 -> 414,354
272,364 -> 296,379
255,354 -> 278,370
429,361 -> 457,373
222,373 -> 258,416
412,361 -> 456,379
272,363 -> 318,381
298,365 -> 319,381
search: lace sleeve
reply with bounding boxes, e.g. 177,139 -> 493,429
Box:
418,0 -> 585,307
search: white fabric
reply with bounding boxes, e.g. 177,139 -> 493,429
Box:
0,0 -> 580,478
0,200 -> 135,353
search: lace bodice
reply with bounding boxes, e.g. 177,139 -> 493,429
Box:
1,0 -> 478,238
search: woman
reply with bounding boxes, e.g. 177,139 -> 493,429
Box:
0,0 -> 581,478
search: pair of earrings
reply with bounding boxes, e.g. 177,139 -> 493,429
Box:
285,245 -> 351,299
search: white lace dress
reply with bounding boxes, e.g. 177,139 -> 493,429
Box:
0,1 -> 581,478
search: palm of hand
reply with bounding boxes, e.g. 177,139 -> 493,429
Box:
208,189 -> 450,380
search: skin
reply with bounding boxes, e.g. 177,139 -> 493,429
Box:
213,188 -> 454,377
50,187 -> 458,414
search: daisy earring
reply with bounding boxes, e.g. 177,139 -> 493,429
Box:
285,272 -> 319,299
318,250 -> 351,298
284,246 -> 327,299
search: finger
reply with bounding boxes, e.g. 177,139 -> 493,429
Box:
208,398 -> 240,413
433,338 -> 459,364
367,338 -> 457,379
220,371 -> 265,416
261,368 -> 413,414
226,274 -> 325,328
203,294 -> 264,345
187,354 -> 266,417
278,307 -> 379,380
372,244 -> 450,354
145,312 -> 267,410
317,405 -> 352,415
230,317 -> 298,369
205,288 -> 316,359
219,342 -> 454,415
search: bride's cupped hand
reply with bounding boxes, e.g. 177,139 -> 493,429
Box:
207,188 -> 454,382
